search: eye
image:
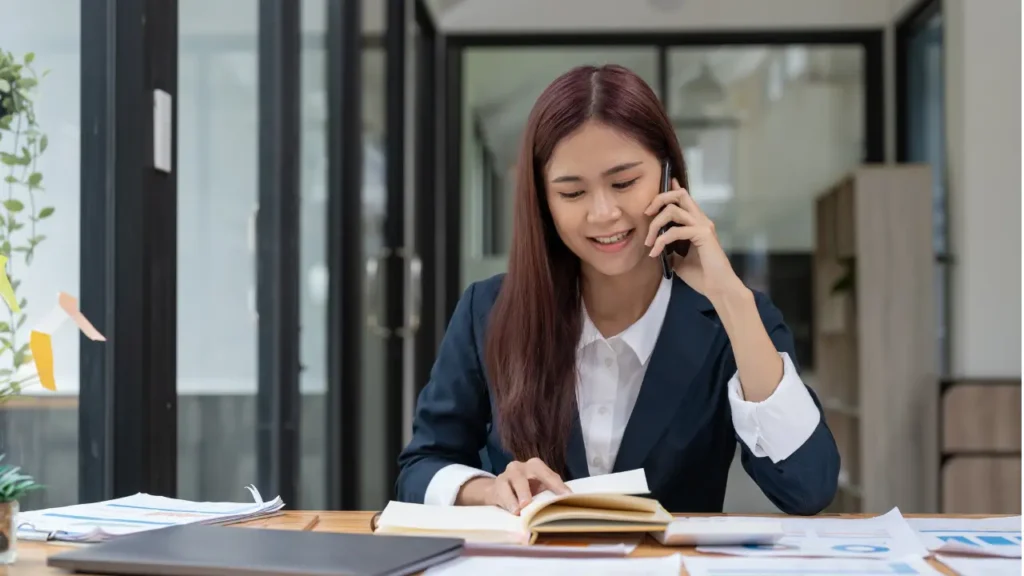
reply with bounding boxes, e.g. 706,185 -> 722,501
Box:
558,190 -> 585,199
612,177 -> 640,190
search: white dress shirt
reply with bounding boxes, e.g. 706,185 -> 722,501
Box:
422,277 -> 822,506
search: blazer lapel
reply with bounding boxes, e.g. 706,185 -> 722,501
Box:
612,275 -> 722,473
565,409 -> 590,480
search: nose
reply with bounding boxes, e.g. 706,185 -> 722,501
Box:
586,188 -> 622,224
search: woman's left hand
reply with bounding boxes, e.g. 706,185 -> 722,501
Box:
643,178 -> 744,299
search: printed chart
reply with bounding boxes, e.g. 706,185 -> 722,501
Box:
907,516 -> 1022,558
695,508 -> 930,559
682,555 -> 942,576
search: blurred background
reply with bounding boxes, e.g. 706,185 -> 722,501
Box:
0,0 -> 1017,516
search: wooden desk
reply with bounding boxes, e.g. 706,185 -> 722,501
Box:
6,511 -> 999,575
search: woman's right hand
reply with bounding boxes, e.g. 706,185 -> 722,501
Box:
456,458 -> 572,514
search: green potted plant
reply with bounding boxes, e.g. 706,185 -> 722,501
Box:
0,48 -> 55,564
0,48 -> 55,401
0,454 -> 42,563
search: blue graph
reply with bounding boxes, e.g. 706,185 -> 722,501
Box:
922,529 -> 1022,549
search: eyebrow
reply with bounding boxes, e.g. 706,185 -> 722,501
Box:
550,161 -> 643,183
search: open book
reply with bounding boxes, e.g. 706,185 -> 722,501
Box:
374,469 -> 672,545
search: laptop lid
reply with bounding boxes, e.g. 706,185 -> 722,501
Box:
47,524 -> 464,576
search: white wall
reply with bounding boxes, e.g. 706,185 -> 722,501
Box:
943,0 -> 1022,378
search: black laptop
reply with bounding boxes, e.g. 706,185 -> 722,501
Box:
47,524 -> 463,576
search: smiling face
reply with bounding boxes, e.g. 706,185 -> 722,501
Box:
544,120 -> 663,279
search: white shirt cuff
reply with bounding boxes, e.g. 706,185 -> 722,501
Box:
423,463 -> 496,506
728,352 -> 820,464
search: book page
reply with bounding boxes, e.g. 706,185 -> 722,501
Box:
520,469 -> 651,521
376,501 -> 523,534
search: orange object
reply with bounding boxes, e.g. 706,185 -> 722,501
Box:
29,330 -> 54,391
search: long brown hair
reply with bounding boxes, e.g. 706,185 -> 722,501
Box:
483,64 -> 689,472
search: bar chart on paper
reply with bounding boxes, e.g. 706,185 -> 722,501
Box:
681,556 -> 943,576
695,509 -> 929,559
907,516 -> 1022,558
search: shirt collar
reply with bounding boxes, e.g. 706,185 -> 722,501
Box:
578,275 -> 673,365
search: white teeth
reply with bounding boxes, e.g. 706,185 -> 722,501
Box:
593,231 -> 630,244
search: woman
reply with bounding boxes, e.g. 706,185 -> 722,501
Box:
396,64 -> 839,516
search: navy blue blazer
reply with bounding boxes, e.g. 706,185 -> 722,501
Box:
396,273 -> 840,515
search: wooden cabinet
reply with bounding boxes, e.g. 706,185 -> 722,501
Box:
940,380 -> 1022,514
813,165 -> 938,514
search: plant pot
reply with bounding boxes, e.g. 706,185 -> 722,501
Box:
0,500 -> 17,564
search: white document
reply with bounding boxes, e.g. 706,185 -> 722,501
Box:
683,554 -> 943,576
424,553 -> 682,576
463,541 -> 638,557
17,485 -> 284,543
651,516 -> 785,546
936,554 -> 1022,576
907,516 -> 1021,558
695,508 -> 930,559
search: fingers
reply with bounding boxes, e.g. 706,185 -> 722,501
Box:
644,204 -> 698,247
496,459 -> 570,513
508,469 -> 534,510
645,182 -> 703,217
649,225 -> 697,258
525,458 -> 571,495
493,477 -> 521,514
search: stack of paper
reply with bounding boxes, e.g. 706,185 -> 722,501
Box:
694,508 -> 930,559
17,485 -> 284,543
682,555 -> 943,576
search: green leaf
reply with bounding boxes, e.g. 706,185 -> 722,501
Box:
37,206 -> 53,219
14,316 -> 24,329
0,80 -> 9,92
28,235 -> 45,245
0,152 -> 17,166
23,53 -> 34,65
3,176 -> 14,184
27,172 -> 41,187
39,134 -> 47,153
17,77 -> 36,90
3,200 -> 23,212
1,241 -> 11,256
17,298 -> 26,310
0,323 -> 10,333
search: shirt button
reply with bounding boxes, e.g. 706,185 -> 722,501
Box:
604,357 -> 613,368
592,456 -> 603,468
598,406 -> 609,416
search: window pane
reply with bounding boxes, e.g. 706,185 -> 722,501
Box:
0,0 -> 81,510
299,0 -> 327,510
668,45 -> 864,514
177,0 -> 259,501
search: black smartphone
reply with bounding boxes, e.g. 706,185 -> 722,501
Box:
657,160 -> 691,279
